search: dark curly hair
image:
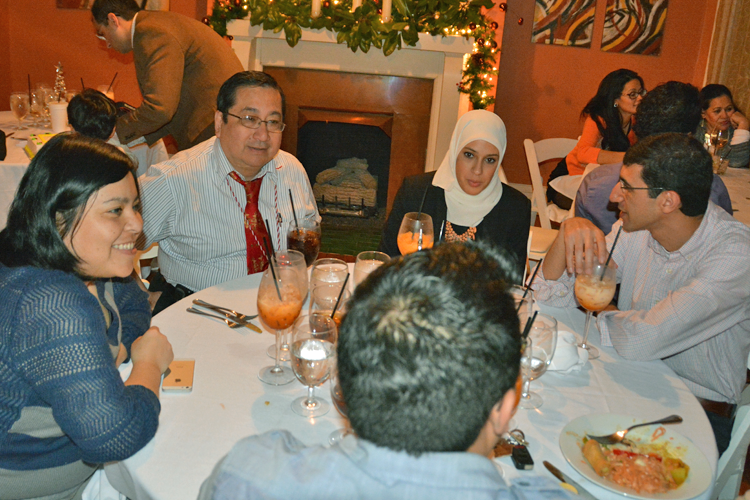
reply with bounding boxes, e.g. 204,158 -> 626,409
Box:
633,81 -> 701,139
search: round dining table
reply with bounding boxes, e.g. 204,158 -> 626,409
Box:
105,268 -> 718,500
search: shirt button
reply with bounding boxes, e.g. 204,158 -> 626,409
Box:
666,269 -> 673,274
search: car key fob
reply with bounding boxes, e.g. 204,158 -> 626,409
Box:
511,444 -> 534,470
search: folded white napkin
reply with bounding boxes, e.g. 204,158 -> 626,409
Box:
549,330 -> 588,372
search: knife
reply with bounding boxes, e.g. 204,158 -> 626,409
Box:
543,461 -> 598,500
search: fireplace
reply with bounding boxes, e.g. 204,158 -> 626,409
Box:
228,21 -> 475,213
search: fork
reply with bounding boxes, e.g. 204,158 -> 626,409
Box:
186,307 -> 244,328
192,299 -> 258,322
586,415 -> 683,445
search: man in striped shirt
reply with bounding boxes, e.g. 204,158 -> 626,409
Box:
139,72 -> 319,313
533,133 -> 750,455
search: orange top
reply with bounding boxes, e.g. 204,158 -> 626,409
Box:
566,116 -> 636,175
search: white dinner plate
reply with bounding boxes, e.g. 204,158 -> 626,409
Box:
559,414 -> 712,500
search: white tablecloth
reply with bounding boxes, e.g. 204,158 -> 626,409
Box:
105,271 -> 718,500
722,166 -> 750,226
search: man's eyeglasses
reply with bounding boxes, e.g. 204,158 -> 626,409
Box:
623,89 -> 647,101
618,180 -> 664,193
226,113 -> 286,133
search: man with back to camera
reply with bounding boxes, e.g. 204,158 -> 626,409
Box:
534,133 -> 750,455
138,71 -> 319,314
91,0 -> 244,151
197,241 -> 577,499
575,81 -> 732,233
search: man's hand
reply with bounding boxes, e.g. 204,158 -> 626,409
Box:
561,218 -> 608,275
543,217 -> 608,280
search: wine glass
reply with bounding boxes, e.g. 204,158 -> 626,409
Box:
266,250 -> 307,361
517,312 -> 557,409
510,285 -> 534,317
712,128 -> 729,152
310,284 -> 351,329
29,90 -> 45,127
574,257 -> 616,359
10,92 -> 30,130
290,313 -> 337,418
35,84 -> 53,126
257,263 -> 304,385
310,258 -> 348,294
287,219 -> 321,267
397,212 -> 434,255
353,251 -> 389,287
328,367 -> 352,445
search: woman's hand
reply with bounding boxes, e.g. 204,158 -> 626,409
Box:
131,327 -> 174,373
115,343 -> 128,367
730,110 -> 750,131
125,327 -> 174,396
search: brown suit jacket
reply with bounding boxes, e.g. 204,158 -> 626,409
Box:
116,11 -> 244,150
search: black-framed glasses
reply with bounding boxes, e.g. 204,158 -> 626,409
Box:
622,88 -> 647,101
226,112 -> 286,132
618,180 -> 664,193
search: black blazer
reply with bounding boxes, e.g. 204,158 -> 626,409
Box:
379,172 -> 531,279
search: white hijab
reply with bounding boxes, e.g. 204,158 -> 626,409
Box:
432,110 -> 507,227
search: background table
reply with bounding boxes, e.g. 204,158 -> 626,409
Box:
0,111 -> 167,229
105,271 -> 718,500
722,166 -> 750,226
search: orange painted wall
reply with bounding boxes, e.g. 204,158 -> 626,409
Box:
0,0 -> 207,112
495,0 -> 719,183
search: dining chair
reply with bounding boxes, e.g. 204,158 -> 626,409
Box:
523,138 -> 578,261
133,243 -> 159,287
712,386 -> 750,499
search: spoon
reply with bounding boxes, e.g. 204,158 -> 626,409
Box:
586,415 -> 683,445
186,307 -> 244,329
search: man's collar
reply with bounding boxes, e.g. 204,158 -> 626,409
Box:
647,205 -> 713,257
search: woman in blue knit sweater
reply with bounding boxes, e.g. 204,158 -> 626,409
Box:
0,134 -> 173,499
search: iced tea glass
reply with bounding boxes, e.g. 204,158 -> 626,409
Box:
574,257 -> 616,359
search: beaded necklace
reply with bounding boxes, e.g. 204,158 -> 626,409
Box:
445,221 -> 477,243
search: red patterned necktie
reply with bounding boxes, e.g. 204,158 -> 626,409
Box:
228,171 -> 270,273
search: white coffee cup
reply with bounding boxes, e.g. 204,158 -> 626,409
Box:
48,102 -> 69,134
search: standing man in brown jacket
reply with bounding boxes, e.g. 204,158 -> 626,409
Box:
91,0 -> 244,151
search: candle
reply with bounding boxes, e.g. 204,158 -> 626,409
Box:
381,0 -> 391,22
351,0 -> 362,12
312,0 -> 322,18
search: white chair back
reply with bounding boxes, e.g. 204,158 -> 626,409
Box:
523,138 -> 578,230
712,387 -> 750,499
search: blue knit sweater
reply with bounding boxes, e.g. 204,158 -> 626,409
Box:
0,265 -> 160,476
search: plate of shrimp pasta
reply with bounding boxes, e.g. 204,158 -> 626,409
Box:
559,414 -> 712,499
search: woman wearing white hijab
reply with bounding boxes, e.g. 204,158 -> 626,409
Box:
379,110 -> 530,276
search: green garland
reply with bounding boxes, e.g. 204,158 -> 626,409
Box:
204,0 -> 499,108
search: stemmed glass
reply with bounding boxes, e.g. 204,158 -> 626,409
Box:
290,313 -> 337,417
574,257 -> 616,359
353,251 -> 389,287
510,285 -> 534,317
29,90 -> 45,127
287,219 -> 321,267
266,250 -> 307,361
397,212 -> 434,255
257,262 -> 304,385
10,93 -> 30,130
517,312 -> 557,409
328,367 -> 351,444
310,284 -> 350,328
310,258 -> 348,294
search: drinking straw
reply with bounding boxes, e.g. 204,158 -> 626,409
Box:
331,273 -> 350,320
438,220 -> 445,242
264,220 -> 276,258
416,183 -> 429,221
107,72 -> 118,93
521,310 -> 538,340
27,75 -> 31,101
599,225 -> 623,280
81,78 -> 86,90
262,237 -> 282,300
288,189 -> 299,228
517,258 -> 542,313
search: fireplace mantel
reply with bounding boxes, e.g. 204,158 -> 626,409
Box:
228,20 -> 474,172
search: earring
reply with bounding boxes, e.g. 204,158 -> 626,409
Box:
614,102 -> 618,108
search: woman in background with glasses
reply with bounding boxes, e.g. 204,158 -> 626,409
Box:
695,84 -> 750,169
548,69 -> 645,209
